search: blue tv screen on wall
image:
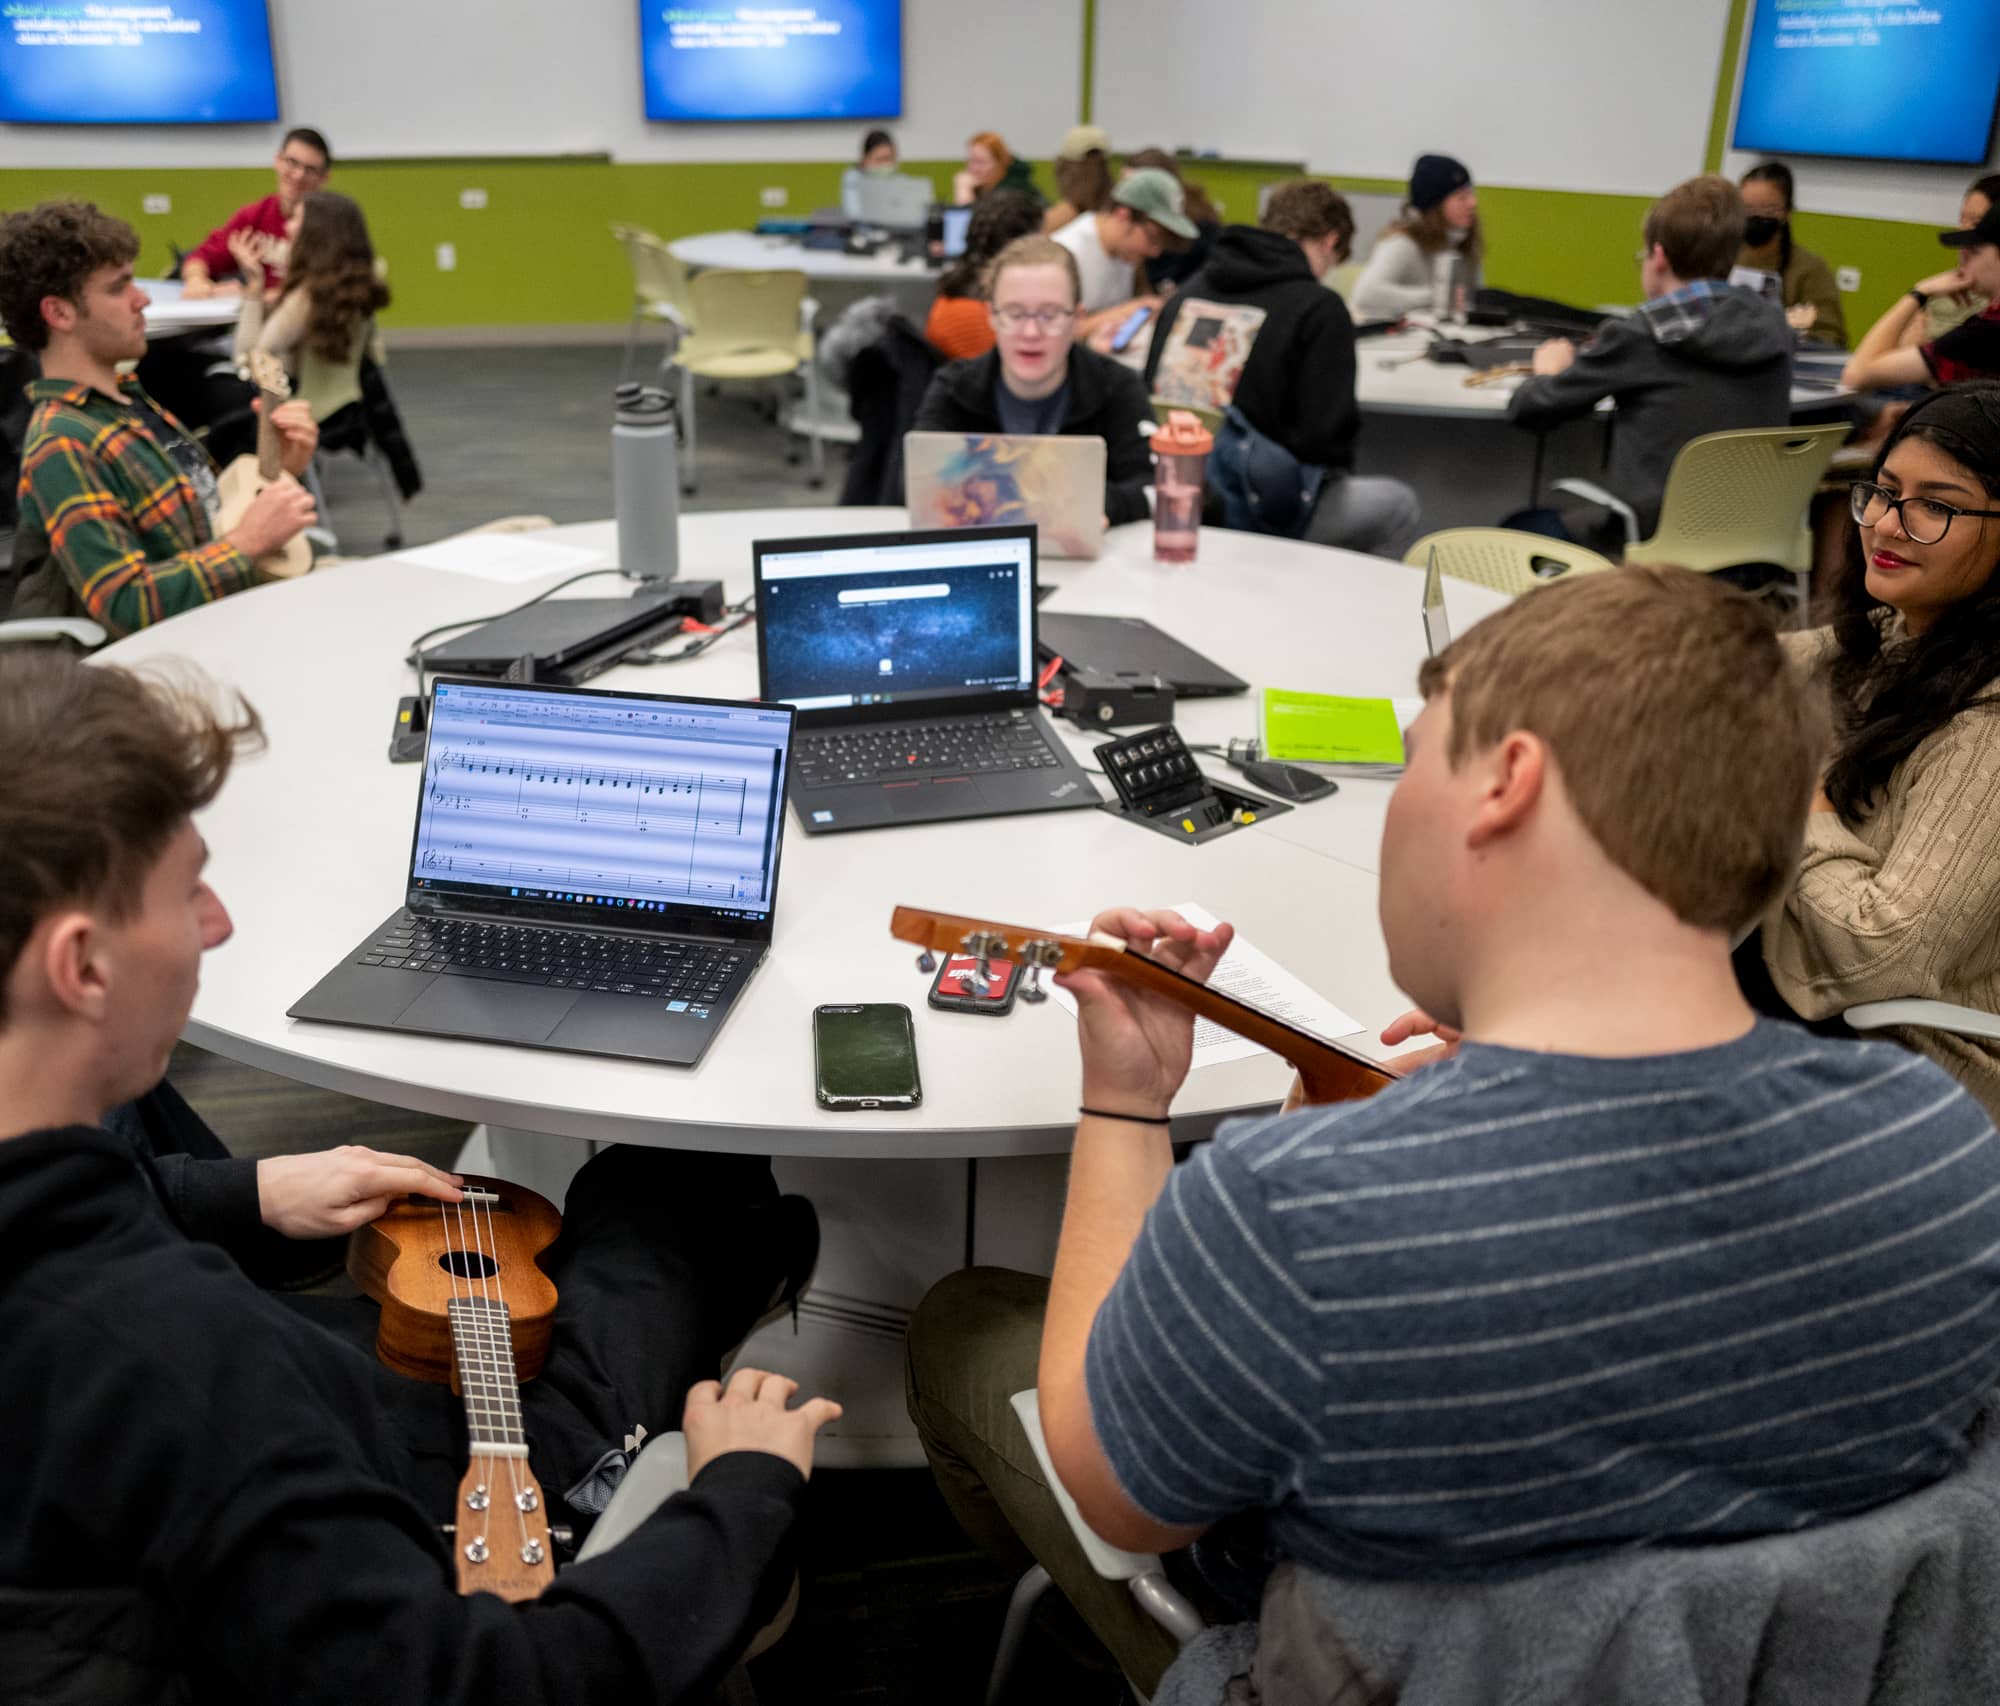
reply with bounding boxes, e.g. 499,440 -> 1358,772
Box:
0,0 -> 280,125
640,1 -> 902,122
1731,0 -> 2000,165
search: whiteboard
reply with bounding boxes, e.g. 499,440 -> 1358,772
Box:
1092,0 -> 1732,197
0,0 -> 1082,165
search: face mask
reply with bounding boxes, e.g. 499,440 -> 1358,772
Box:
865,163 -> 896,177
1743,215 -> 1785,247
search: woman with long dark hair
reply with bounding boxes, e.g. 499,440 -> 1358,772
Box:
1757,383 -> 2000,1116
1738,161 -> 1844,346
231,189 -> 390,405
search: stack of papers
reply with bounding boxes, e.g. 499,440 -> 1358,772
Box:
1261,688 -> 1407,778
1045,902 -> 1363,1075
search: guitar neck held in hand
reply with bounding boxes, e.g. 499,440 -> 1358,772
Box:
213,350 -> 313,581
890,905 -> 1394,1105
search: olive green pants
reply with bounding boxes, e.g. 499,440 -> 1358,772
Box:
904,1266 -> 1186,1695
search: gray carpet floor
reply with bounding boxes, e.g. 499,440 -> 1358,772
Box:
314,343 -> 843,553
169,346 -> 1127,1703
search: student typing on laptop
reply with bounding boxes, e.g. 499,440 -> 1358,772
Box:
0,649 -> 835,1705
911,235 -> 1155,528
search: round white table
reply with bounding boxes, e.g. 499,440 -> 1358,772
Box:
669,231 -> 938,290
142,278 -> 243,340
99,510 -> 1511,1458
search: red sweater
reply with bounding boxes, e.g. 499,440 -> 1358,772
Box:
187,194 -> 290,287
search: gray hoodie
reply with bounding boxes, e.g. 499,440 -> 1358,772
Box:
1508,283 -> 1793,537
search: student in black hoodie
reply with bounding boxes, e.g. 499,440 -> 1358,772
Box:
1143,180 -> 1423,557
0,650 -> 838,1706
912,233 -> 1154,526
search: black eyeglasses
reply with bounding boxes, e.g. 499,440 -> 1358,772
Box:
1850,481 -> 2000,546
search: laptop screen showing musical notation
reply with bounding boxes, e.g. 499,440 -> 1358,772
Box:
409,680 -> 795,925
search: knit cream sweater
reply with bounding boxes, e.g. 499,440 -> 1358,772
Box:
1763,627 -> 2000,1120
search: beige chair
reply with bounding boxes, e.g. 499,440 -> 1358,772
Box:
1323,261 -> 1363,303
1402,527 -> 1614,598
1553,423 -> 1850,613
671,267 -> 823,492
611,223 -> 695,381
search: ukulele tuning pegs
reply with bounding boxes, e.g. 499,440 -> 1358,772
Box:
516,1488 -> 540,1513
915,949 -> 938,974
521,1539 -> 546,1566
1020,965 -> 1048,1004
466,1485 -> 490,1511
464,1537 -> 490,1564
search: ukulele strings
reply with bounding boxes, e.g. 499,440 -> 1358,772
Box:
439,1188 -> 531,1565
438,1194 -> 485,1560
468,1182 -> 533,1561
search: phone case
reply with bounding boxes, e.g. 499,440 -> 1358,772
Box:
813,1003 -> 923,1109
928,955 -> 1021,1015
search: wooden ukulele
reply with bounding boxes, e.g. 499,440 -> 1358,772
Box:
889,906 -> 1396,1105
348,1175 -> 562,1601
213,349 -> 313,581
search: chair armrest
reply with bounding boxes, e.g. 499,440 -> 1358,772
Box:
1549,478 -> 1639,547
1845,1000 -> 2000,1044
0,617 -> 107,649
1009,1389 -> 1158,1583
800,296 -> 821,335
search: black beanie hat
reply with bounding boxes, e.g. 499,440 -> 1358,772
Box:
1410,154 -> 1472,214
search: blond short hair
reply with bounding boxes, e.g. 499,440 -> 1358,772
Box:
1416,567 -> 1828,933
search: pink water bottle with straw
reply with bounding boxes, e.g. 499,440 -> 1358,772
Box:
1152,410 -> 1213,564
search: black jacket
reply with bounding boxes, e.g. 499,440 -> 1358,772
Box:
1143,225 -> 1359,472
911,346 -> 1154,526
0,1127 -> 803,1706
1508,285 -> 1794,537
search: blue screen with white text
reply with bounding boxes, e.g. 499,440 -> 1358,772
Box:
0,0 -> 279,124
639,0 -> 901,122
1732,0 -> 2000,165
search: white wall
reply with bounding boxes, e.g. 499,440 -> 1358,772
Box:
0,0 -> 1082,165
1093,0 -> 1733,196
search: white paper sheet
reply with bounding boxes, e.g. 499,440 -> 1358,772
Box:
391,534 -> 611,585
1046,901 -> 1364,1072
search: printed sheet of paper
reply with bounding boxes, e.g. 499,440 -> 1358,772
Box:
1046,902 -> 1364,1072
392,534 -> 610,585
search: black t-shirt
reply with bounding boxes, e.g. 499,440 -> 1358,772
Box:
1924,302 -> 2000,385
129,394 -> 223,523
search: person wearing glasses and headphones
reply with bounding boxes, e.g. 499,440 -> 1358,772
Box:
1742,384 -> 2000,1121
911,233 -> 1154,526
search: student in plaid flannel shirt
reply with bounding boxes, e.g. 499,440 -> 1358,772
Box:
1,202 -> 319,639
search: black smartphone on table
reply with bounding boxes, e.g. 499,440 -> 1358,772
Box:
813,1003 -> 922,1110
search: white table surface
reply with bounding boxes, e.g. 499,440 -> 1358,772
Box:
98,509 -> 1511,1159
142,278 -> 243,339
671,230 -> 939,287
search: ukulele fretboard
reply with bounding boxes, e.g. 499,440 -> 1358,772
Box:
446,1295 -> 529,1457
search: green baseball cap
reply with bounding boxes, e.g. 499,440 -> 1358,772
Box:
1114,167 -> 1198,240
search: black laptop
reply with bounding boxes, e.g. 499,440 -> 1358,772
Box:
418,587 -> 689,685
1035,612 -> 1248,698
288,677 -> 796,1066
752,524 -> 1101,834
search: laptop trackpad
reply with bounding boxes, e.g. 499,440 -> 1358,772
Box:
396,978 -> 579,1044
888,777 -> 973,819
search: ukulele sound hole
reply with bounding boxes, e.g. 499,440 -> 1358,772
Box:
438,1250 -> 499,1280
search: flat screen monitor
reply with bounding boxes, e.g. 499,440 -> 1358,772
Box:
639,0 -> 901,123
0,0 -> 280,125
1731,0 -> 2000,165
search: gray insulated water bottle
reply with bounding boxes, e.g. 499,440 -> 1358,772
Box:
613,381 -> 679,582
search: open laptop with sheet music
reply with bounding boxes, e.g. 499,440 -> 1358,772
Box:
753,524 -> 1100,833
288,678 -> 796,1066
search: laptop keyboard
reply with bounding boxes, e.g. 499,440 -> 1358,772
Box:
792,710 -> 1065,789
360,912 -> 746,1003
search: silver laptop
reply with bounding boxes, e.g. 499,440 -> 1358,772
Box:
853,173 -> 933,230
288,678 -> 795,1066
904,431 -> 1108,560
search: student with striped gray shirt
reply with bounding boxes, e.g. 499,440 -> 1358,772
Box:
906,566 -> 2000,1700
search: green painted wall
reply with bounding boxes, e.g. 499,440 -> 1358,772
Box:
0,0 -> 1956,338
